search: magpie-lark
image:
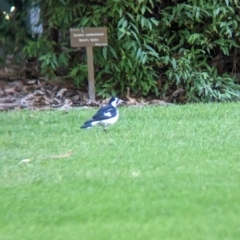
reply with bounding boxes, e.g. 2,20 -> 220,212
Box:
80,97 -> 123,132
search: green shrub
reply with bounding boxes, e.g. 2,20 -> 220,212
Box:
159,0 -> 240,101
1,0 -> 240,102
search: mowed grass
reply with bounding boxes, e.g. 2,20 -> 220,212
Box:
0,102 -> 240,240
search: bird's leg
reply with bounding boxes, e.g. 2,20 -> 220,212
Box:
103,126 -> 107,133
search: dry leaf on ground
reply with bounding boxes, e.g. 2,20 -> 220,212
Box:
49,151 -> 73,159
19,159 -> 31,164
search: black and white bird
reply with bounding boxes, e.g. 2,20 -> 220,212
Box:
80,97 -> 123,132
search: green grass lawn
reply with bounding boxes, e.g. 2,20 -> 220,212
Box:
0,102 -> 240,240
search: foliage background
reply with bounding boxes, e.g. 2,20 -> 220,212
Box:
1,0 -> 240,102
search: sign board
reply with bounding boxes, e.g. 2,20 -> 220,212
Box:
70,27 -> 108,47
70,27 -> 108,101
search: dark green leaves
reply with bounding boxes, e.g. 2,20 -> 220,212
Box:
3,0 -> 239,102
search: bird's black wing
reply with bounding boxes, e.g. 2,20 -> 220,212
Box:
91,105 -> 117,121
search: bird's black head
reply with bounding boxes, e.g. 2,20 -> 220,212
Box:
108,97 -> 123,107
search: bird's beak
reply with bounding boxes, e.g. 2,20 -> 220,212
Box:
118,99 -> 124,105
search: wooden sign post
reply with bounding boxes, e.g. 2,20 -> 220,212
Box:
70,27 -> 108,101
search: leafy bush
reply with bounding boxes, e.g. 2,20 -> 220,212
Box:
1,0 -> 240,102
159,0 -> 240,101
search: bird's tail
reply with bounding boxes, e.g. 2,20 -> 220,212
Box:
80,120 -> 94,129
